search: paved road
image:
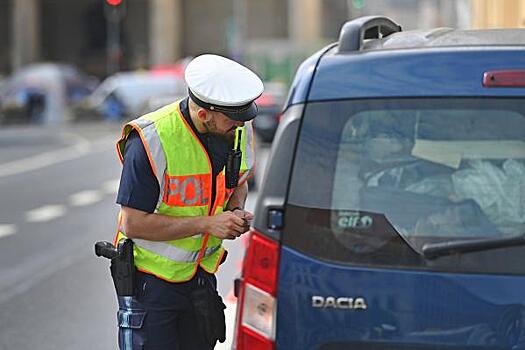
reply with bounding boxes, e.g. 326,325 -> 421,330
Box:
0,122 -> 270,350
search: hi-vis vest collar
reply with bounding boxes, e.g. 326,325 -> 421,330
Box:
114,100 -> 255,282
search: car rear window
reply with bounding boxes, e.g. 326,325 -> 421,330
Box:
285,98 -> 525,274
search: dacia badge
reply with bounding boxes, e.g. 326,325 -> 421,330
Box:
312,296 -> 368,310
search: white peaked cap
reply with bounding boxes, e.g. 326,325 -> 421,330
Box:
185,54 -> 264,121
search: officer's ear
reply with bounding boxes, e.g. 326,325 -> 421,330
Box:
197,108 -> 212,123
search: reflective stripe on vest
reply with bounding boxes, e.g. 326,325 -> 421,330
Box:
115,100 -> 255,282
133,239 -> 220,263
117,117 -> 166,210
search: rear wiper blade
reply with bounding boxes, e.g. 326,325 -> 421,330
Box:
422,234 -> 525,259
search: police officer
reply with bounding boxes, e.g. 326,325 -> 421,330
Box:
114,54 -> 263,349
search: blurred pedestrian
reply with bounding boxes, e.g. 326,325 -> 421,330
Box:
113,54 -> 263,349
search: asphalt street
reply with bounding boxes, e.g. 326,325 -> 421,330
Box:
0,122 -> 269,350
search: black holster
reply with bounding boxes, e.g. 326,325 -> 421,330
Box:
95,239 -> 136,296
189,273 -> 227,345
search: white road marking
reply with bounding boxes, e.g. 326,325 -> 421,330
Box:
102,179 -> 120,194
26,205 -> 66,222
0,135 -> 114,178
216,301 -> 238,350
0,143 -> 89,178
0,224 -> 17,238
69,190 -> 103,207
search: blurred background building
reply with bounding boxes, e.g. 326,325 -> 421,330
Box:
1,0 -> 524,83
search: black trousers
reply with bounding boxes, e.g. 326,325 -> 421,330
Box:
117,268 -> 218,350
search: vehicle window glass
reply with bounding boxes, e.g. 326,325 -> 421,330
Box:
286,99 -> 525,274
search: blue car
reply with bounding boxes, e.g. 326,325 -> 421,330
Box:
233,16 -> 525,350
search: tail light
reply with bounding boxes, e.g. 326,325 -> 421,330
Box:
234,230 -> 280,350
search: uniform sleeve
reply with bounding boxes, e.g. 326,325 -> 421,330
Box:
116,131 -> 160,213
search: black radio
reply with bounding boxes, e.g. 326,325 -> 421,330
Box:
225,129 -> 242,189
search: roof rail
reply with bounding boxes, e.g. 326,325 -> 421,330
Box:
338,16 -> 402,53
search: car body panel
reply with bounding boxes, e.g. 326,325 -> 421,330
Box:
276,246 -> 525,350
309,48 -> 525,100
285,44 -> 337,109
252,104 -> 303,241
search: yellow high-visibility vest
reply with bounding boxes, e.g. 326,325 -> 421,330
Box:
114,100 -> 255,282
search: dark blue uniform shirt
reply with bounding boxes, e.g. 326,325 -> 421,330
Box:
117,98 -> 230,212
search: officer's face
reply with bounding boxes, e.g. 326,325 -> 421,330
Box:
205,111 -> 244,139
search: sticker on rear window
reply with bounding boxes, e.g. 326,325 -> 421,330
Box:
337,211 -> 373,229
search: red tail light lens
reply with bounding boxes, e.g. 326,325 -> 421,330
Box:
238,326 -> 275,350
243,231 -> 280,295
483,70 -> 525,87
234,230 -> 280,350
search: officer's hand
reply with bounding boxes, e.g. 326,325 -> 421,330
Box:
232,209 -> 253,231
207,212 -> 247,240
232,209 -> 254,221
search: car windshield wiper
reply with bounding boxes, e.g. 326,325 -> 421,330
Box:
422,234 -> 525,259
